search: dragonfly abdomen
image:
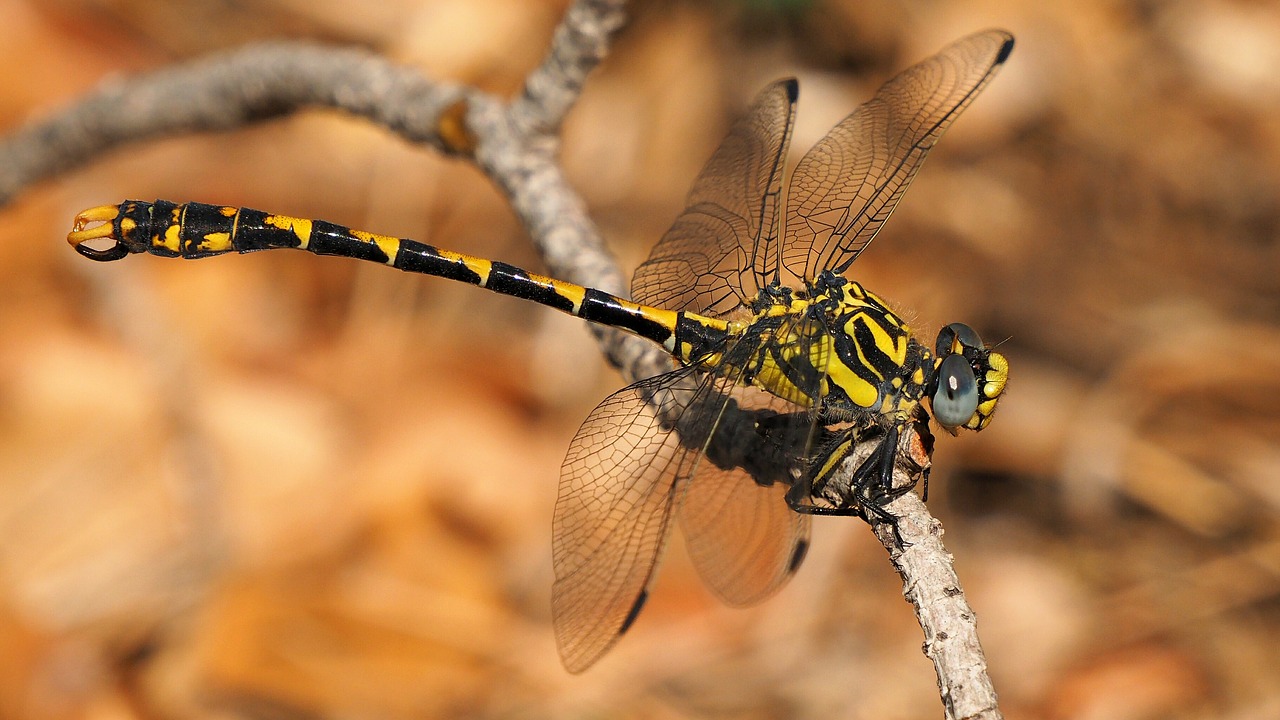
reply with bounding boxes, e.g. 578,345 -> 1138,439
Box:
69,200 -> 734,352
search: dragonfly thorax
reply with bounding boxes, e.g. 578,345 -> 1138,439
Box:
685,272 -> 930,422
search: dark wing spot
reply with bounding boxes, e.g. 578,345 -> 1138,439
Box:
619,589 -> 649,635
788,538 -> 810,573
995,36 -> 1015,64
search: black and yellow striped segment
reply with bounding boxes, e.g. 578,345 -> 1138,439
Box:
69,200 -> 732,363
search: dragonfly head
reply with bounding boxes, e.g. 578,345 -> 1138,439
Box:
926,323 -> 1008,435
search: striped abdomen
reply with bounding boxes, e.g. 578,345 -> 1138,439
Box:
69,200 -> 731,360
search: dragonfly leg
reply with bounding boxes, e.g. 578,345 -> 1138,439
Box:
787,421 -> 922,529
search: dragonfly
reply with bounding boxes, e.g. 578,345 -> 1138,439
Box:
67,29 -> 1012,672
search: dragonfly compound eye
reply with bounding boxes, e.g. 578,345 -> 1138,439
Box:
935,322 -> 983,357
932,353 -> 979,429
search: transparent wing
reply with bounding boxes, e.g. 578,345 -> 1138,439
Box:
553,368 -> 719,673
679,308 -> 829,606
679,389 -> 812,606
632,79 -> 797,316
783,29 -> 1014,281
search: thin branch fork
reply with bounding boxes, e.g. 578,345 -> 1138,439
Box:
0,0 -> 1000,715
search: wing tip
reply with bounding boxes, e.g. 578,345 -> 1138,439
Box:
995,33 -> 1015,65
782,77 -> 799,102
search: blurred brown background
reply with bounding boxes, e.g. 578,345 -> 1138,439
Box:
1,0 -> 1278,718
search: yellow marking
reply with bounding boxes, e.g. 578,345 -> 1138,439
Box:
983,352 -> 1009,397
200,232 -> 232,253
764,298 -> 809,318
976,398 -> 997,416
815,436 -> 853,482
219,206 -> 237,217
822,355 -> 878,408
152,222 -> 179,253
264,215 -> 313,249
843,378 -> 879,408
881,396 -> 912,417
865,314 -> 907,367
912,367 -> 925,385
352,229 -> 401,266
168,206 -> 182,251
753,359 -> 812,407
119,216 -> 137,241
437,248 -> 492,285
551,280 -> 587,313
637,305 -> 679,333
844,318 -> 885,382
893,395 -> 918,414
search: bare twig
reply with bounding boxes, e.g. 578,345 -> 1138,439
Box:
512,0 -> 628,136
810,421 -> 1000,720
0,0 -> 999,713
873,492 -> 1002,720
0,43 -> 465,203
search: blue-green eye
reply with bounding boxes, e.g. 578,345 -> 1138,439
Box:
933,353 -> 979,428
936,322 -> 983,356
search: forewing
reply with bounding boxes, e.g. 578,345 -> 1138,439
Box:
552,370 -> 705,673
632,79 -> 797,316
783,30 -> 1014,281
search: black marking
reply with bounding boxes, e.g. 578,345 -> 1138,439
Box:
995,37 -> 1015,65
834,310 -> 903,386
768,332 -> 822,399
833,326 -> 885,394
821,382 -> 854,410
395,239 -> 485,285
783,77 -> 799,102
788,538 -> 809,573
173,202 -> 231,258
674,314 -> 730,362
851,317 -> 897,378
75,238 -> 130,262
486,261 -> 576,313
227,207 -> 304,254
118,200 -> 167,255
579,288 -> 671,344
308,221 -> 390,264
619,589 -> 648,635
